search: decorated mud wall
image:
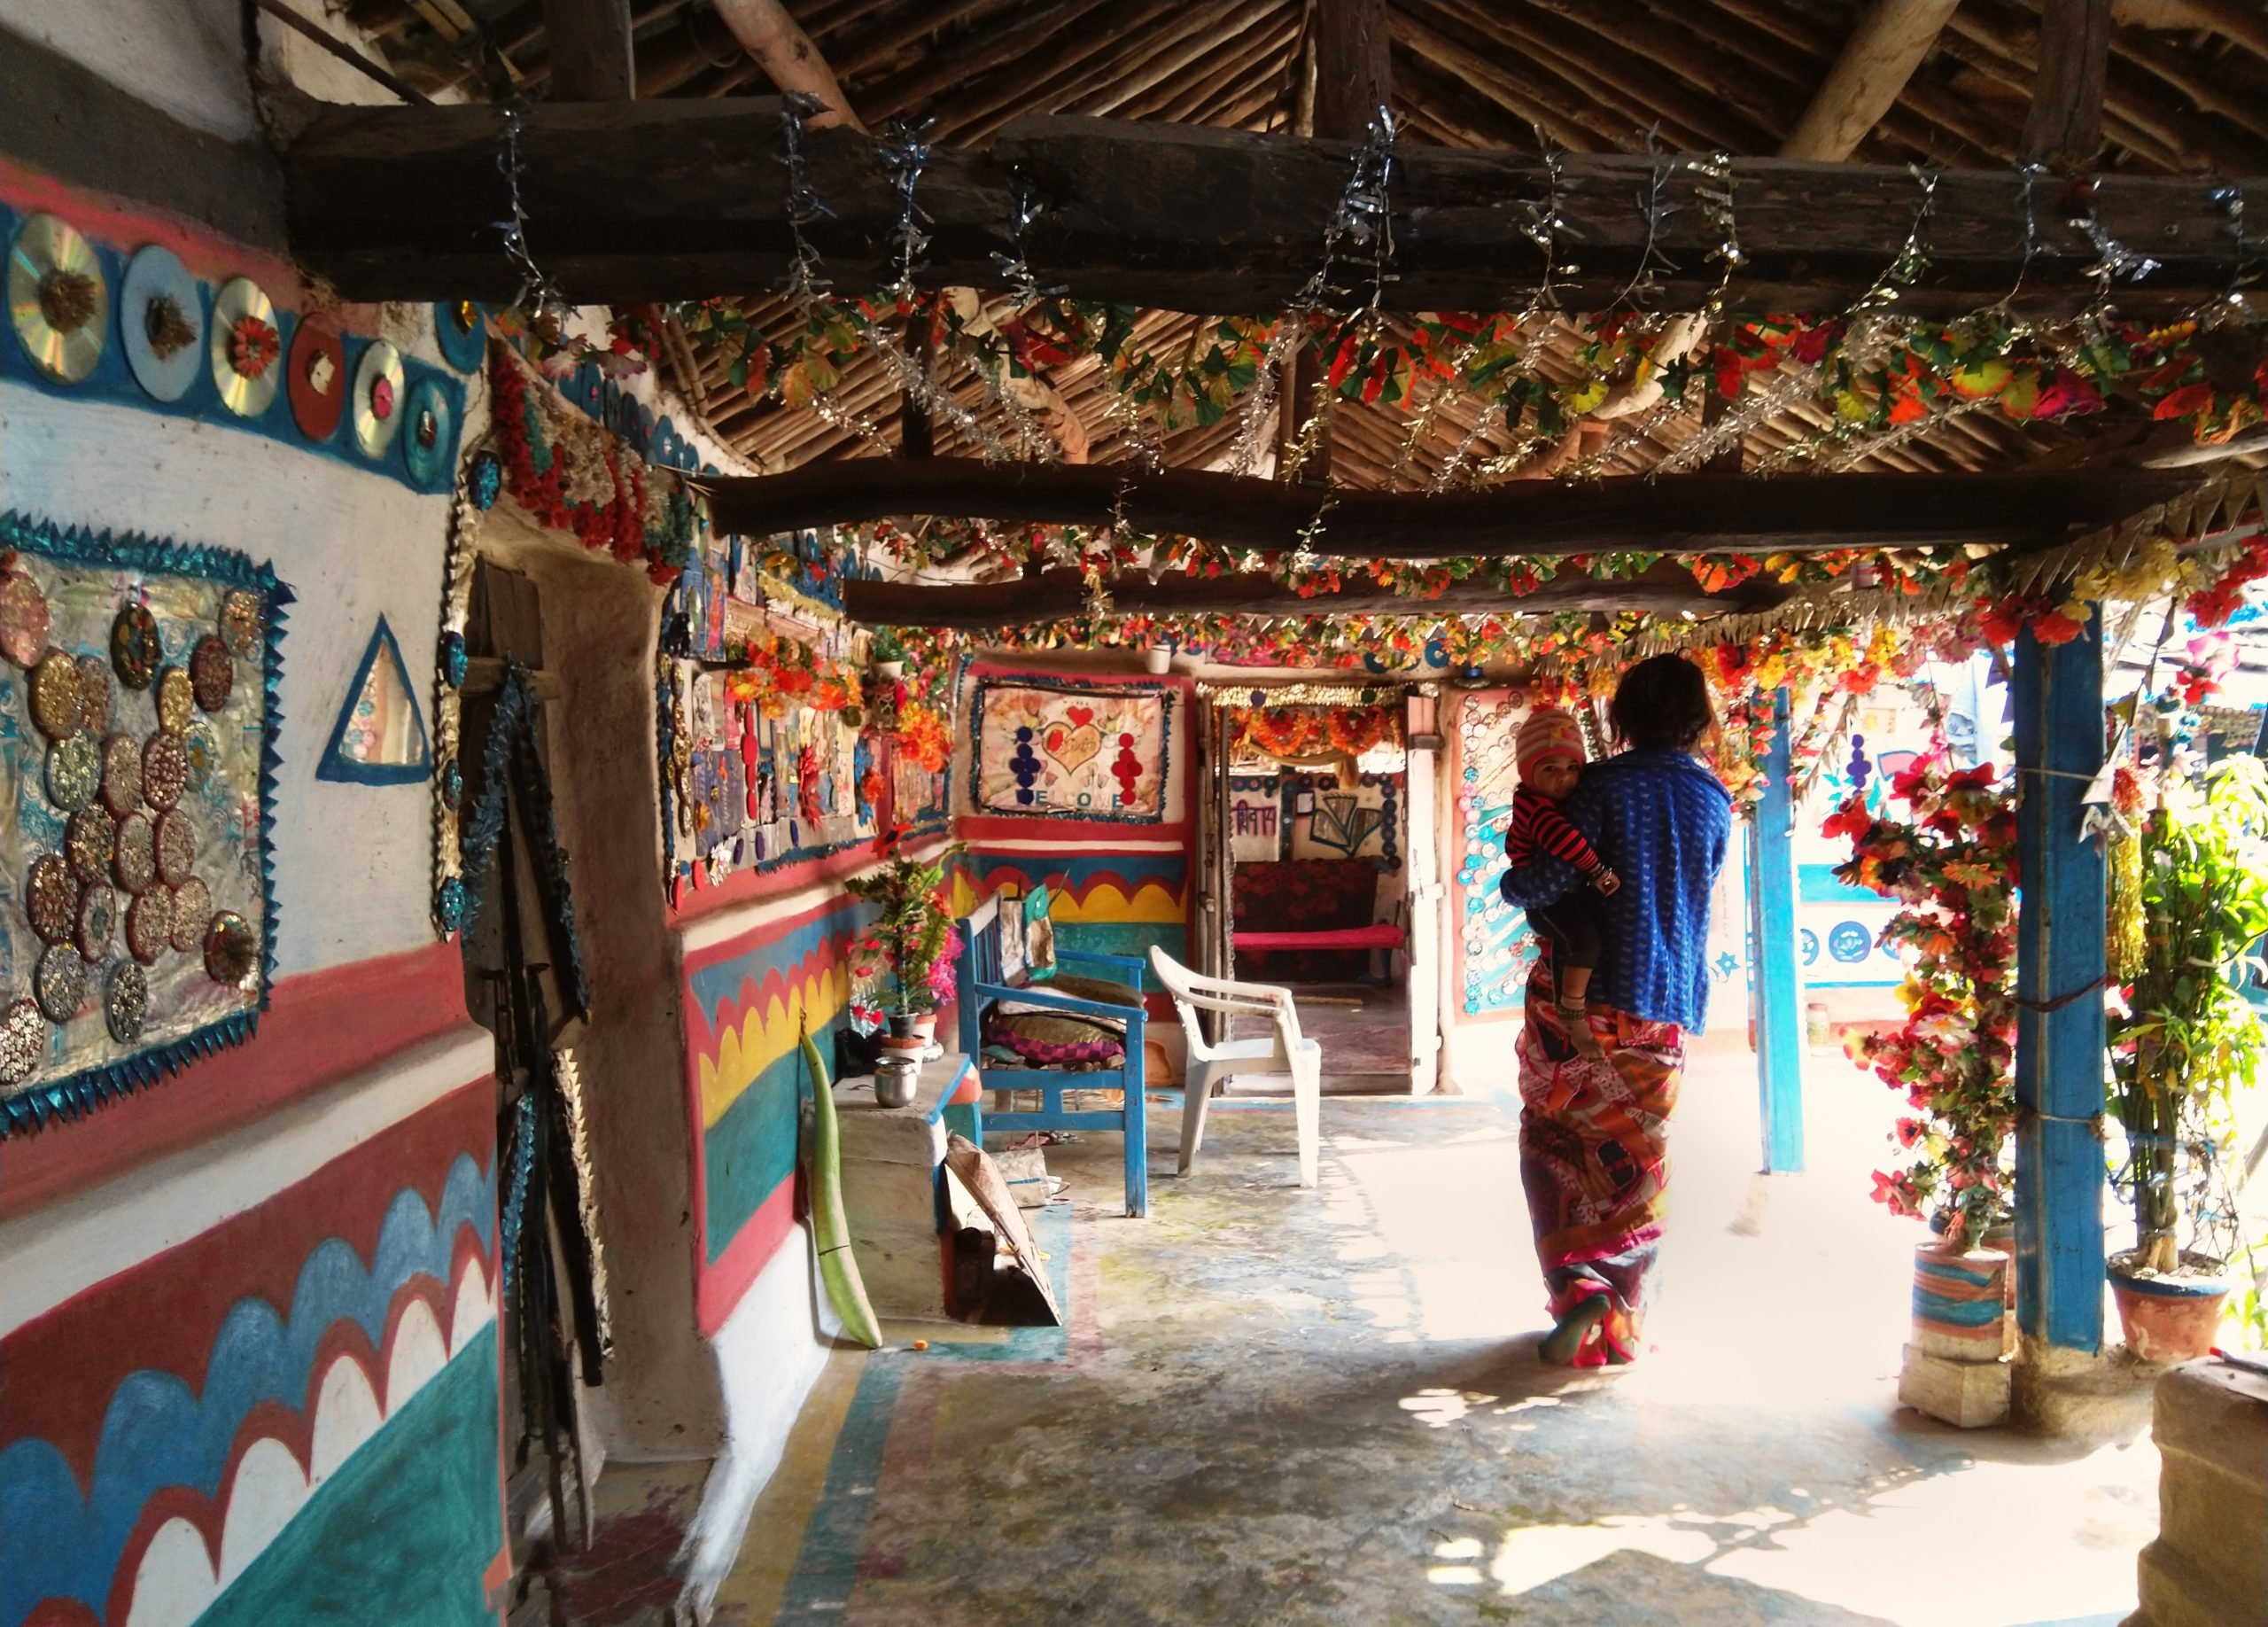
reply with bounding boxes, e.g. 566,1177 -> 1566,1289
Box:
0,14 -> 508,1618
951,665 -> 1194,995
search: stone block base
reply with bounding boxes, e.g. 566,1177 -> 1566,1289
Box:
2124,1359 -> 2268,1627
1899,1343 -> 2011,1428
2011,1336 -> 2161,1442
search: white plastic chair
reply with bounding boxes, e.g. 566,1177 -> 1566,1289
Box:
1148,946 -> 1322,1187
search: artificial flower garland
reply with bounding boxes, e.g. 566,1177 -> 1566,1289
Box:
489,347 -> 698,584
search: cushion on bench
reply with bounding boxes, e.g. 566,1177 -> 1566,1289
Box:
983,973 -> 1145,1066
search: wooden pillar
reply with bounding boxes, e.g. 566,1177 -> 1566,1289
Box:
2013,608 -> 2108,1353
543,0 -> 635,101
2023,0 -> 2110,166
1750,686 -> 1806,1172
1311,0 -> 1390,146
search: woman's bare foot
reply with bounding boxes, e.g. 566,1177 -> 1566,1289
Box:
1539,1296 -> 1609,1366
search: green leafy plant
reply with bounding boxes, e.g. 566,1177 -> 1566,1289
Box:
2109,754 -> 2268,1278
845,841 -> 966,1020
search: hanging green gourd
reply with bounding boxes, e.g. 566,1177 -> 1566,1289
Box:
801,1026 -> 883,1351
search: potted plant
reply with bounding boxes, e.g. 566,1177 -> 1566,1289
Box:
845,834 -> 965,1049
1829,752 -> 2023,1417
2105,752 -> 2268,1361
1829,752 -> 2021,1254
869,626 -> 907,681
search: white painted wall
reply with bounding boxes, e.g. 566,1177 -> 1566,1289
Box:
682,1233 -> 833,1600
0,0 -> 256,141
0,385 -> 455,977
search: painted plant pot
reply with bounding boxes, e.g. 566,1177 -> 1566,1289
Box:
1911,1242 -> 2010,1364
2109,1251 -> 2231,1364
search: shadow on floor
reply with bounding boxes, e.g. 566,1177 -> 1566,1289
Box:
706,1057 -> 2159,1627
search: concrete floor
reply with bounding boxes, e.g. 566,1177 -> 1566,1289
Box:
1233,981 -> 1411,1090
714,1044 -> 2161,1626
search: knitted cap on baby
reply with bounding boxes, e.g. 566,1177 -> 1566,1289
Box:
1516,708 -> 1587,777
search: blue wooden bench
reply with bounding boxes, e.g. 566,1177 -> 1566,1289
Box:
954,891 -> 1148,1218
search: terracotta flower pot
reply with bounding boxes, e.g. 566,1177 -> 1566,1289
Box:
2109,1251 -> 2231,1363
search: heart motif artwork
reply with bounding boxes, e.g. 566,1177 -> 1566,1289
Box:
974,679 -> 1173,821
1042,721 -> 1102,775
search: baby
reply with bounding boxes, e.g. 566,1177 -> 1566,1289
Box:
1506,708 -> 1619,1054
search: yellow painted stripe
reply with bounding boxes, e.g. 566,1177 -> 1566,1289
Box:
696,964 -> 851,1130
1050,880 -> 1185,925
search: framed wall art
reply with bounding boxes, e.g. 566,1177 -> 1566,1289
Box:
0,510 -> 286,1133
970,679 -> 1174,823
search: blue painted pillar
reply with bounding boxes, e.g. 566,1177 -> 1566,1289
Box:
2013,610 -> 2108,1352
1750,686 -> 1806,1172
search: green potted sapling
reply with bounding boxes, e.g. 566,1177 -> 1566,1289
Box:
2106,751 -> 2268,1361
869,626 -> 908,681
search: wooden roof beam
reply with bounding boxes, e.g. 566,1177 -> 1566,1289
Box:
1780,0 -> 1962,160
540,0 -> 633,100
701,460 -> 2199,559
274,99 -> 2268,314
2023,0 -> 2111,166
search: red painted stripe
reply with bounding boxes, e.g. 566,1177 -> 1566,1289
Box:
669,842 -> 884,925
0,1078 -> 493,1471
2,942 -> 476,1220
695,1179 -> 799,1337
0,159 -> 383,330
969,666 -> 1191,692
680,890 -> 861,982
957,815 -> 1192,844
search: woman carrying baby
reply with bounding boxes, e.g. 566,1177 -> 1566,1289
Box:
1498,656 -> 1732,1366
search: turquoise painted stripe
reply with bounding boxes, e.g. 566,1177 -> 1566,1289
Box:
1912,1292 -> 2006,1327
198,1324 -> 502,1627
776,1206 -> 1076,1615
1915,1257 -> 2002,1288
703,1009 -> 850,1263
1799,862 -> 1882,905
1055,921 -> 1184,966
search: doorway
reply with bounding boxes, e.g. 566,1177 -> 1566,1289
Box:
1195,691 -> 1441,1094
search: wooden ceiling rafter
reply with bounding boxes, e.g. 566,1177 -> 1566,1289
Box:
315,2 -> 2268,517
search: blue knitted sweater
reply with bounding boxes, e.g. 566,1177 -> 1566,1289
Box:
1498,748 -> 1732,1032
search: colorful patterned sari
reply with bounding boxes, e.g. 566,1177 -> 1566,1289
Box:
1515,959 -> 1686,1366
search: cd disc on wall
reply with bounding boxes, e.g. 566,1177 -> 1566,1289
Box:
119,245 -> 204,403
353,339 -> 407,459
8,214 -> 108,385
402,376 -> 454,489
209,276 -> 282,417
433,300 -> 485,372
287,313 -> 347,441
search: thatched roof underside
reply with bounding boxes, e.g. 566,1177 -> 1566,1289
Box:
348,0 -> 2268,490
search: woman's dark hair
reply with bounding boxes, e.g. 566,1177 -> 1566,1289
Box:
1610,654 -> 1715,752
